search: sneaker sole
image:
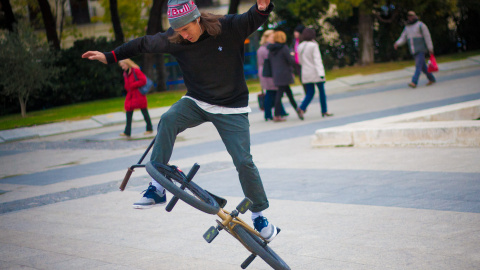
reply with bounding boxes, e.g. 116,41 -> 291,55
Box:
263,226 -> 281,243
132,201 -> 166,209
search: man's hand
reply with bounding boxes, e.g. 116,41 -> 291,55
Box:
429,50 -> 434,55
81,51 -> 107,64
257,0 -> 270,11
393,44 -> 398,50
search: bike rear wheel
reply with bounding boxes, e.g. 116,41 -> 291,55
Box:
146,161 -> 220,215
232,225 -> 290,270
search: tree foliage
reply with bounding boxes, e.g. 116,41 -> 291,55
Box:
100,0 -> 152,39
0,21 -> 63,117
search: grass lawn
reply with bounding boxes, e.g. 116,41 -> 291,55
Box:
1,50 -> 479,131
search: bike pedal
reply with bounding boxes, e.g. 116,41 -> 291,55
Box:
236,198 -> 253,214
203,226 -> 219,243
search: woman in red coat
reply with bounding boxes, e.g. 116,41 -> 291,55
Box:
118,59 -> 153,138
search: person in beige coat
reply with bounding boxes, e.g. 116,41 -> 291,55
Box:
297,28 -> 333,118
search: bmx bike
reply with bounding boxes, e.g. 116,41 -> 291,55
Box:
120,139 -> 290,270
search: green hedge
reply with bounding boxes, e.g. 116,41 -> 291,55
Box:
1,37 -> 125,116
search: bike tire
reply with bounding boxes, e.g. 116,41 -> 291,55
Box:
232,225 -> 290,270
146,161 -> 220,215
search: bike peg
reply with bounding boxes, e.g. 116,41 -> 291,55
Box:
236,198 -> 253,214
203,226 -> 219,243
241,254 -> 257,269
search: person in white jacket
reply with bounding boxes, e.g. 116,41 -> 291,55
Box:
394,11 -> 436,88
297,28 -> 333,118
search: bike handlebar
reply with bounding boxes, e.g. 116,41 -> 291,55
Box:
165,163 -> 200,212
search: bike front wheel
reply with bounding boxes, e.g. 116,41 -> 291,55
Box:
232,225 -> 290,270
146,161 -> 220,215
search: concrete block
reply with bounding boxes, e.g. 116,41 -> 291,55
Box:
0,127 -> 38,142
312,128 -> 353,147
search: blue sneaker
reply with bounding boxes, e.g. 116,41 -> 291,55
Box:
133,183 -> 166,209
253,216 -> 280,242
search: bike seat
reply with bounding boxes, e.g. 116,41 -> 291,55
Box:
206,190 -> 227,208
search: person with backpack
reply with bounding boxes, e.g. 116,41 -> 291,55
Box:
394,11 -> 436,88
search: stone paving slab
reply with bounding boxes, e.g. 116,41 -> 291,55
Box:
337,74 -> 375,86
0,127 -> 39,142
1,191 -> 479,270
468,55 -> 480,63
34,119 -> 103,137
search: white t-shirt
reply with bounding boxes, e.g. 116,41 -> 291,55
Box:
182,96 -> 251,114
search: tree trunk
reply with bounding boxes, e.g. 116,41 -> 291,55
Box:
18,95 -> 27,118
358,8 -> 374,65
37,0 -> 61,50
109,0 -> 124,43
228,0 -> 241,14
144,0 -> 167,92
69,0 -> 90,24
0,0 -> 16,32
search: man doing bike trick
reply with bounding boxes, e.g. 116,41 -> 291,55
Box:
82,0 -> 279,241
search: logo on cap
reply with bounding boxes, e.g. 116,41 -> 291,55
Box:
168,1 -> 196,19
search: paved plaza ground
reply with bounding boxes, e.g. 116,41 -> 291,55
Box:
1,60 -> 480,269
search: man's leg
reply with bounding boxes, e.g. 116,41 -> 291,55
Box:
134,98 -> 207,209
210,113 -> 278,241
422,60 -> 436,83
411,52 -> 425,86
210,113 -> 268,213
150,98 -> 207,164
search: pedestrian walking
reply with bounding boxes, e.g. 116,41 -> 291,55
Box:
82,0 -> 280,242
394,11 -> 436,88
118,59 -> 153,138
257,30 -> 286,121
267,30 -> 302,122
297,28 -> 333,118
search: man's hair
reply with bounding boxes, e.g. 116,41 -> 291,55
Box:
273,31 -> 287,44
300,28 -> 316,42
168,12 -> 224,44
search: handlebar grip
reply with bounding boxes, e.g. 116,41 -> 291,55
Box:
119,167 -> 134,191
186,163 -> 200,181
165,196 -> 179,212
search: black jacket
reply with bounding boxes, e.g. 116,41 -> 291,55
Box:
267,43 -> 294,86
104,3 -> 274,108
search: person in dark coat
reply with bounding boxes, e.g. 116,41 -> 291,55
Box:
118,59 -> 153,138
267,30 -> 302,122
257,30 -> 287,121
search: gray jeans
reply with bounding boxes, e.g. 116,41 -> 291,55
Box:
150,98 -> 269,212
